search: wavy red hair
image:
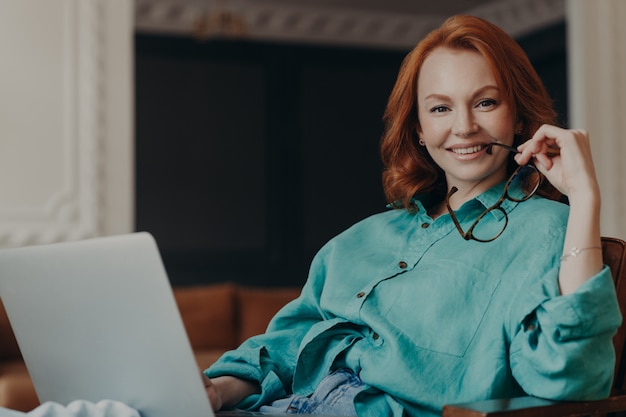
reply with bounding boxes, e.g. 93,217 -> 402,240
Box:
381,15 -> 561,210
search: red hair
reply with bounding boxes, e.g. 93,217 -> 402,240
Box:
381,15 -> 560,210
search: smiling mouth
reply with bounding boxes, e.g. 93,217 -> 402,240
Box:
449,145 -> 488,155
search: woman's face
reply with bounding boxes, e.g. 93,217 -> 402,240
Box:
417,47 -> 518,196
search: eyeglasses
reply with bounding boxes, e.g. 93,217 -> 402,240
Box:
445,143 -> 540,242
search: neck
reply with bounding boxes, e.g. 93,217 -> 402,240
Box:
428,201 -> 448,219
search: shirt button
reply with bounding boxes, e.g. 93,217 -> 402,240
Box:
356,291 -> 366,298
398,261 -> 408,269
526,324 -> 536,331
372,333 -> 380,340
421,223 -> 430,228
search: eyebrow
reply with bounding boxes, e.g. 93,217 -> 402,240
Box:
422,85 -> 500,102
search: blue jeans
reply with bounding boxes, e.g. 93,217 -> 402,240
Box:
258,369 -> 364,415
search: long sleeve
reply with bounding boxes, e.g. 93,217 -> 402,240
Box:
205,250 -> 329,409
509,265 -> 621,400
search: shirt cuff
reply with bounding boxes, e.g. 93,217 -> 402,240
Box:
538,265 -> 622,341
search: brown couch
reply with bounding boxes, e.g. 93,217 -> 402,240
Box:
0,282 -> 301,412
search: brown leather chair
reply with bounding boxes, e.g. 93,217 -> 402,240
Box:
443,236 -> 626,417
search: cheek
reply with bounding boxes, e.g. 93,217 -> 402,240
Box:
491,108 -> 517,138
492,121 -> 516,142
419,119 -> 447,142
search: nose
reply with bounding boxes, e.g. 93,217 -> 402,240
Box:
453,108 -> 479,138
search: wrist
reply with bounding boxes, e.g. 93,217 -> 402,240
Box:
565,178 -> 601,207
566,185 -> 600,214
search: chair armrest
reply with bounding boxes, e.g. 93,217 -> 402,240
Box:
441,395 -> 626,417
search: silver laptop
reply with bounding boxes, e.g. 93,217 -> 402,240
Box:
0,232 -> 216,417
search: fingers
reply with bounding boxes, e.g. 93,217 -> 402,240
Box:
515,125 -> 590,169
514,124 -> 599,197
520,126 -> 589,155
515,125 -> 567,165
202,372 -> 211,387
201,372 -> 223,411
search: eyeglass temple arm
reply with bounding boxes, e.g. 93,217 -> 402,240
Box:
486,142 -> 519,154
487,141 -> 560,157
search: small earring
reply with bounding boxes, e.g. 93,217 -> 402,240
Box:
418,139 -> 425,146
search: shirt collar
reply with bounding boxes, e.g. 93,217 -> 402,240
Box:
472,178 -> 527,220
407,178 -> 528,221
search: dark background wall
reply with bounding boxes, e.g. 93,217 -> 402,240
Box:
135,22 -> 567,288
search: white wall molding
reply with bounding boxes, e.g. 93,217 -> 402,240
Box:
567,0 -> 626,239
0,0 -> 133,247
135,0 -> 564,49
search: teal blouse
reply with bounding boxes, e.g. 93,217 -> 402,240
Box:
206,180 -> 622,417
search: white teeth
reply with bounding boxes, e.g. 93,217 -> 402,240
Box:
451,145 -> 484,154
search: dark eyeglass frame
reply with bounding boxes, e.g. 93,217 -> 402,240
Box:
445,143 -> 540,242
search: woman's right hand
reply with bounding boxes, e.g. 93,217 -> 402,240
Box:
202,373 -> 224,411
201,373 -> 261,411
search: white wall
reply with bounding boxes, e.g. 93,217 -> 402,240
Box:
0,0 -> 133,247
567,0 -> 626,239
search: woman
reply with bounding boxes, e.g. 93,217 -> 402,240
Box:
203,15 -> 621,417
